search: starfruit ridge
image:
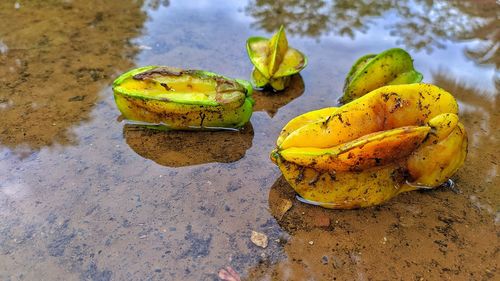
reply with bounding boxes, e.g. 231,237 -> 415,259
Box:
112,66 -> 254,130
246,25 -> 307,90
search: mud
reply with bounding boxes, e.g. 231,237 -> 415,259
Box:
0,0 -> 498,280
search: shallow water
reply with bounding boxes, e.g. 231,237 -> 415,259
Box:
0,0 -> 498,280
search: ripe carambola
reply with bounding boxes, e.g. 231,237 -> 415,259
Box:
112,66 -> 254,130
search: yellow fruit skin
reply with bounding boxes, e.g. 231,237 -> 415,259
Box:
268,25 -> 288,77
279,83 -> 458,150
251,67 -> 269,88
269,76 -> 290,91
272,85 -> 468,209
273,157 -> 415,209
114,94 -> 253,130
246,26 -> 307,90
407,118 -> 468,187
112,66 -> 254,130
276,107 -> 338,146
279,126 -> 430,172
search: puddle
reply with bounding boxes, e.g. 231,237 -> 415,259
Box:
0,0 -> 498,280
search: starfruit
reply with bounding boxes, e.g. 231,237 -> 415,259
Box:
341,48 -> 423,103
246,25 -> 307,91
271,83 -> 468,209
112,66 -> 254,130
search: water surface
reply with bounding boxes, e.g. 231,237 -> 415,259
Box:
0,1 -> 498,280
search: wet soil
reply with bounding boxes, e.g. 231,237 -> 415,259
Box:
0,1 -> 498,280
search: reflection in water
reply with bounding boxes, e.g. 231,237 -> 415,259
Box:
246,1 -> 499,80
252,74 -> 305,117
245,0 -> 330,37
0,1 -> 498,280
390,0 -> 499,71
0,1 -> 146,153
432,71 -> 499,212
144,0 -> 170,10
246,0 -> 498,48
123,124 -> 254,167
245,0 -> 405,38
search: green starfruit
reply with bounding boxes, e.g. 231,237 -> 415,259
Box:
112,66 -> 254,130
246,25 -> 307,91
341,48 -> 423,103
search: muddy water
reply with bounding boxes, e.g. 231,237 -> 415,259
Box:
0,0 -> 498,280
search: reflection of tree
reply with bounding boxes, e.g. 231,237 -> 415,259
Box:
328,0 -> 395,38
144,0 -> 170,10
440,1 -> 499,70
391,0 -> 499,56
246,0 -> 398,38
245,0 -> 330,37
0,1 -> 147,153
246,0 -> 499,67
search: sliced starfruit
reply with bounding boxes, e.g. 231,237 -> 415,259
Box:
246,25 -> 307,91
271,84 -> 468,209
341,48 -> 423,103
112,66 -> 254,130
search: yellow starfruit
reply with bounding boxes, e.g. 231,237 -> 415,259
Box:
271,83 -> 468,209
246,25 -> 307,91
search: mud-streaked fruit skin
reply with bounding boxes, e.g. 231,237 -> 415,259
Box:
272,157 -> 415,209
341,48 -> 423,103
272,84 -> 468,209
112,66 -> 254,130
246,25 -> 307,91
276,107 -> 338,146
279,83 -> 458,150
279,126 -> 430,172
407,115 -> 468,187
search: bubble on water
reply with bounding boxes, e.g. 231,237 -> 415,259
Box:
0,40 -> 8,54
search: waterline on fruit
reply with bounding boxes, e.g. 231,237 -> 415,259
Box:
405,179 -> 455,191
295,195 -> 342,208
123,120 -> 241,131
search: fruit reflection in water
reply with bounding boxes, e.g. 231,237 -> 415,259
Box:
123,123 -> 254,167
252,74 -> 305,117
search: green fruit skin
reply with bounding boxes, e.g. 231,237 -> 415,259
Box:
341,48 -> 423,103
112,66 -> 254,130
269,76 -> 290,91
246,34 -> 308,91
343,54 -> 376,87
251,67 -> 270,88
